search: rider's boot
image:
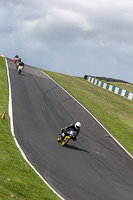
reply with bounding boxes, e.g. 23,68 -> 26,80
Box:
57,137 -> 61,142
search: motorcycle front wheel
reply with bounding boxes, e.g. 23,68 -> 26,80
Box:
61,136 -> 70,146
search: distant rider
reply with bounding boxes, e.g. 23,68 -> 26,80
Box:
16,58 -> 24,70
16,58 -> 21,69
57,122 -> 81,142
14,55 -> 19,64
19,60 -> 24,68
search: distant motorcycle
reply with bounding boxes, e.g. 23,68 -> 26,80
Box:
59,128 -> 77,146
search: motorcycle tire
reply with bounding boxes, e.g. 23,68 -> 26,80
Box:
61,136 -> 70,146
18,69 -> 21,74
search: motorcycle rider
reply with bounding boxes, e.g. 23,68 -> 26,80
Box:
16,58 -> 24,70
19,60 -> 24,68
14,55 -> 19,64
57,122 -> 81,142
16,58 -> 21,69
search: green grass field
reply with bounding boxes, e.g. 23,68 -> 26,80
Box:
0,56 -> 61,200
0,55 -> 133,199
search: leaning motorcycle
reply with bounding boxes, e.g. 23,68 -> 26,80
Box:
59,128 -> 77,146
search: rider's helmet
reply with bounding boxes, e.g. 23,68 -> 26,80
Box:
75,122 -> 81,130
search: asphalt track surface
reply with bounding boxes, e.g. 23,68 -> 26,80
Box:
7,58 -> 133,200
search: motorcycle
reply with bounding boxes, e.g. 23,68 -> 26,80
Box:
59,128 -> 77,146
18,65 -> 23,74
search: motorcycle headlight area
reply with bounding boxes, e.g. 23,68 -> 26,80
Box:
61,132 -> 65,137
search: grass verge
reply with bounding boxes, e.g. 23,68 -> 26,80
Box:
42,70 -> 133,156
0,56 -> 61,200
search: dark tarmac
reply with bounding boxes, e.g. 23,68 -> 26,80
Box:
7,58 -> 133,200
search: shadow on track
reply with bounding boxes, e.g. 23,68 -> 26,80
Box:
65,144 -> 90,153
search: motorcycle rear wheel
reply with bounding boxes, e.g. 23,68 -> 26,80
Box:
18,69 -> 21,74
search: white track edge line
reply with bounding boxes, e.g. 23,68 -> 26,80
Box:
5,58 -> 65,200
39,68 -> 133,160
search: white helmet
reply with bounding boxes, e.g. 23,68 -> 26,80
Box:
75,122 -> 81,130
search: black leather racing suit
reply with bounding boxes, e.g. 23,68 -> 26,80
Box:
60,124 -> 80,141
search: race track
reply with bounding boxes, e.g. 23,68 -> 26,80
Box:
7,58 -> 133,200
